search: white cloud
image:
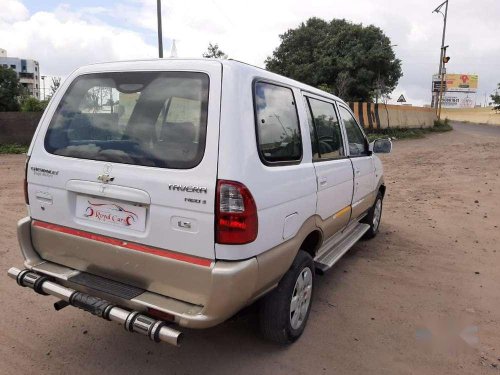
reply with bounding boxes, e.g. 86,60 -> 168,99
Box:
120,0 -> 500,104
0,0 -> 29,22
1,0 -> 499,105
0,1 -> 156,77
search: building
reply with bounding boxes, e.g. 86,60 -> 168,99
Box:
0,49 -> 41,99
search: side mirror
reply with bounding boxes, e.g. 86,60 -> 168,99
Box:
370,138 -> 392,154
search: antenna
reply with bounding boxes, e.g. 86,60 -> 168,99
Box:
170,39 -> 178,58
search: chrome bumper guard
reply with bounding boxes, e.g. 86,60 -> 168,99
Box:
7,267 -> 183,346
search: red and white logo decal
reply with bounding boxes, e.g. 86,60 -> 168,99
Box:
76,196 -> 146,232
84,201 -> 138,227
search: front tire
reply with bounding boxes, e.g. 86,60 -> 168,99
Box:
259,250 -> 314,344
362,191 -> 383,239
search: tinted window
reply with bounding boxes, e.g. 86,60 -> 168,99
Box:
307,98 -> 344,160
304,98 -> 320,160
45,72 -> 209,169
254,82 -> 302,163
155,96 -> 204,142
338,106 -> 369,156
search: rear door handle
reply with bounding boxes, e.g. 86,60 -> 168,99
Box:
319,177 -> 327,186
178,220 -> 191,229
355,169 -> 361,175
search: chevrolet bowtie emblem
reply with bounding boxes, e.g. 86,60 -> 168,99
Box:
97,174 -> 114,184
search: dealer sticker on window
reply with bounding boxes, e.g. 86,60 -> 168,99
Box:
76,196 -> 146,232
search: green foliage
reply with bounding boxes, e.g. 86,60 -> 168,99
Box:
432,118 -> 452,131
316,83 -> 333,94
0,66 -> 23,111
367,121 -> 453,141
20,96 -> 49,112
491,84 -> 500,112
203,43 -> 228,59
265,18 -> 402,102
0,143 -> 29,154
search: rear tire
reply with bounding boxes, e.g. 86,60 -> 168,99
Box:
362,191 -> 383,239
259,250 -> 314,344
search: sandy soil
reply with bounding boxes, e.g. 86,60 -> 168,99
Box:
0,122 -> 499,374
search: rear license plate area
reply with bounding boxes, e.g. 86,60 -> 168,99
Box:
75,195 -> 147,232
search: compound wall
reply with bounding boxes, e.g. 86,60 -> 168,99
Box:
0,112 -> 42,145
349,103 -> 437,130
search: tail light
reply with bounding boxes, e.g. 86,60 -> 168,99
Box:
23,156 -> 30,205
215,180 -> 258,244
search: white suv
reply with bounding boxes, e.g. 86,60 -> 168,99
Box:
9,59 -> 391,346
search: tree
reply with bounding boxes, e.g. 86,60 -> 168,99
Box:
265,18 -> 402,102
334,71 -> 353,99
203,43 -> 228,59
50,77 -> 61,97
0,66 -> 23,111
491,84 -> 500,113
83,87 -> 102,113
20,96 -> 49,112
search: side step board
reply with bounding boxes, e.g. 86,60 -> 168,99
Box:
314,223 -> 370,273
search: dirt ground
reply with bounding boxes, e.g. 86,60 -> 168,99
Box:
0,122 -> 499,375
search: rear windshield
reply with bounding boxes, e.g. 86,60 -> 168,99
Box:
45,71 -> 209,169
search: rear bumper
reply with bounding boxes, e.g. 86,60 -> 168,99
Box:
8,267 -> 184,346
16,217 -> 268,329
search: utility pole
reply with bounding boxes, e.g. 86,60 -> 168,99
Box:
157,0 -> 163,58
437,45 -> 449,120
41,75 -> 46,101
433,0 -> 449,118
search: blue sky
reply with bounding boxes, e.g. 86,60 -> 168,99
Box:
23,0 -> 111,12
1,0 -> 499,105
21,0 -> 165,47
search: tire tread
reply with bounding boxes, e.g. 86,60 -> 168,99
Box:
259,250 -> 314,344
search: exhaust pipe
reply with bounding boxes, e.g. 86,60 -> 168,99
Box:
8,267 -> 183,346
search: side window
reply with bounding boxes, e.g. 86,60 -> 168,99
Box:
304,98 -> 320,160
338,106 -> 369,157
254,82 -> 302,164
307,97 -> 344,160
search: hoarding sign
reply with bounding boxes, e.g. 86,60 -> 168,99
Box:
440,92 -> 476,108
444,74 -> 478,92
432,74 -> 478,92
432,80 -> 446,92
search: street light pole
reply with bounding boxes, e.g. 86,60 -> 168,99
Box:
433,0 -> 449,115
437,45 -> 449,120
41,75 -> 46,101
157,0 -> 163,58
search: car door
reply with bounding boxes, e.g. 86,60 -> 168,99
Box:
304,94 -> 354,240
337,103 -> 376,220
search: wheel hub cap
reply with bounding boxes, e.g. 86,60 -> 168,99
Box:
290,267 -> 313,330
373,199 -> 382,231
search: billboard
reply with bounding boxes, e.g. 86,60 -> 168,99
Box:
431,73 -> 479,108
440,92 -> 476,108
444,74 -> 478,92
